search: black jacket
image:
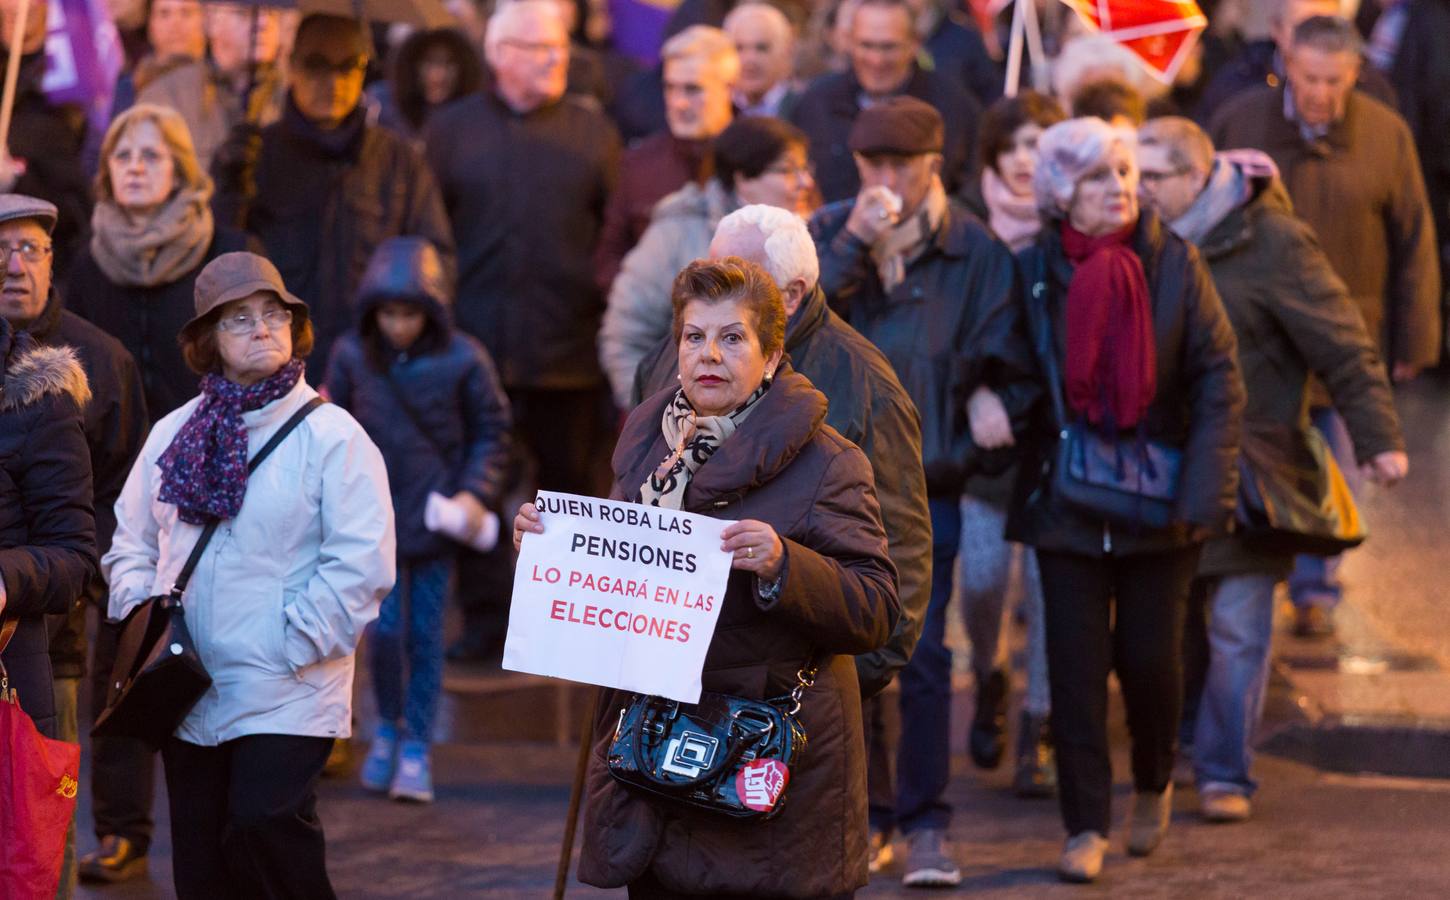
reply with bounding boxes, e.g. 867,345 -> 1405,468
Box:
1194,177 -> 1401,578
325,238 -> 512,561
0,319 -> 98,738
65,227 -> 248,418
3,53 -> 91,276
790,66 -> 981,204
923,13 -> 1002,106
219,99 -> 457,379
28,296 -> 147,679
1008,212 -> 1245,558
811,198 -> 1037,497
423,90 -> 620,390
633,285 -> 932,698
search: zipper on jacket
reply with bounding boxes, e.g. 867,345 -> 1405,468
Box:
1102,521 -> 1113,555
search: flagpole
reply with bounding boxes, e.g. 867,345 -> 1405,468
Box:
1024,0 -> 1047,90
0,0 -> 32,159
1004,0 -> 1026,96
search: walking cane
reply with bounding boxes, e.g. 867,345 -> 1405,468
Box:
0,0 -> 32,159
554,686 -> 597,900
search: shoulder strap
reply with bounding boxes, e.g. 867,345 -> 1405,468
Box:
168,397 -> 327,600
1026,252 -> 1070,431
378,369 -> 453,462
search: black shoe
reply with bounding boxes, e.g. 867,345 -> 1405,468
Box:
79,836 -> 148,884
969,669 -> 1008,770
1012,711 -> 1056,798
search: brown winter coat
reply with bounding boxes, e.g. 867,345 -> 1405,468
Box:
576,366 -> 900,897
1211,87 -> 1442,372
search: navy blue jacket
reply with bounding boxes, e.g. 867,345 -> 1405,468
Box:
325,238 -> 512,561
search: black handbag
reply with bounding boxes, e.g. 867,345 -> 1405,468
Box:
1027,257 -> 1183,530
91,398 -> 325,747
606,661 -> 819,820
1235,421 -> 1365,556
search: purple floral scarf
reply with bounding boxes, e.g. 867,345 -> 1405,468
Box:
158,359 -> 306,524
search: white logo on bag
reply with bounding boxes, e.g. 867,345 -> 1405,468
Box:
661,731 -> 719,777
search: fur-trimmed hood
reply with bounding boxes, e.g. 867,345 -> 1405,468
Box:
1,337 -> 91,413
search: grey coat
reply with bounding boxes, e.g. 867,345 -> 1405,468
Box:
599,179 -> 737,408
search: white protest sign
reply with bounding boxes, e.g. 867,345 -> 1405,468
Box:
502,490 -> 733,703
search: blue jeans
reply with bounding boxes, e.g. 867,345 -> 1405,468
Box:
891,497 -> 959,835
371,558 -> 452,742
1181,573 -> 1278,795
1288,408 -> 1362,611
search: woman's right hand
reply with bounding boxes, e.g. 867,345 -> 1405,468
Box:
513,502 -> 543,551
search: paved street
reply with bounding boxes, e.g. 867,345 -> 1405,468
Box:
77,376 -> 1450,899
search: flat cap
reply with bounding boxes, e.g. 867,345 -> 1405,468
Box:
0,194 -> 58,234
848,96 -> 944,156
182,252 -> 309,340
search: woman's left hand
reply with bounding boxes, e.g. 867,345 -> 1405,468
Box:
721,519 -> 784,581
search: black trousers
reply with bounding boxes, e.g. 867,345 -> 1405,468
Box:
89,616 -> 156,853
1037,545 -> 1200,836
162,734 -> 335,900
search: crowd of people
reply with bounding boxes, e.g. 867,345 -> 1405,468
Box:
0,0 -> 1442,895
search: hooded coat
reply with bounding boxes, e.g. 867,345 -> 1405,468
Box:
325,237 -> 512,561
1193,174 -> 1403,578
0,320 -> 98,739
577,367 -> 899,897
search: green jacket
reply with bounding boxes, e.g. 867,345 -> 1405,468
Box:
1197,175 -> 1403,577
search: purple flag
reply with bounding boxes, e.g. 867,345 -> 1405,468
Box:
41,0 -> 123,134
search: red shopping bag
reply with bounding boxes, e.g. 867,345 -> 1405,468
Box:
0,619 -> 81,899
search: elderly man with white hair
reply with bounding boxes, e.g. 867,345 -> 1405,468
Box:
594,25 -> 739,290
635,205 -> 932,720
723,3 -> 800,118
1010,116 -> 1243,883
423,0 -> 620,654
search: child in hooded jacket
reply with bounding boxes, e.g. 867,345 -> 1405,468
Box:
326,236 -> 511,801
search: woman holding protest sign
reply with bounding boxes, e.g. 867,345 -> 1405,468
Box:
515,257 -> 900,897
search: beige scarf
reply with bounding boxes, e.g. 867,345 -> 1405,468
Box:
639,384 -> 769,510
89,183 -> 215,288
870,177 -> 949,292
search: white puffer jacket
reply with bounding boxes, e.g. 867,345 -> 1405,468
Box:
104,378 -> 396,746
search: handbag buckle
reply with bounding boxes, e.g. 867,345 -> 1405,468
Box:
786,663 -> 819,716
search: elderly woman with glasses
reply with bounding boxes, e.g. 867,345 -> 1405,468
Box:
517,258 -> 898,898
1008,117 -> 1243,883
104,252 -> 395,899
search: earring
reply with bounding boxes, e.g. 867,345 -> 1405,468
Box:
676,373 -> 683,381
763,370 -> 774,385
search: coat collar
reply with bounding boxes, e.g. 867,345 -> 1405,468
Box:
1262,85 -> 1359,156
0,314 -> 90,413
785,284 -> 830,352
612,364 -> 827,510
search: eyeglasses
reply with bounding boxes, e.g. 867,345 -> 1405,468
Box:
1139,167 -> 1191,186
216,307 -> 293,334
0,239 -> 52,266
297,54 -> 368,77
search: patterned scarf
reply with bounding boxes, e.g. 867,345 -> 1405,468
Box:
871,177 -> 949,292
158,359 -> 306,524
639,383 -> 769,510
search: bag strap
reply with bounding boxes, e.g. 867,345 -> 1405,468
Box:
167,397 -> 327,600
1026,251 -> 1070,432
378,369 -> 454,464
0,615 -> 15,657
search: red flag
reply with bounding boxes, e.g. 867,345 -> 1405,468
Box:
1059,0 -> 1207,83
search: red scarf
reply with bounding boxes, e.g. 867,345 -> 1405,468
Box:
1060,221 -> 1156,430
